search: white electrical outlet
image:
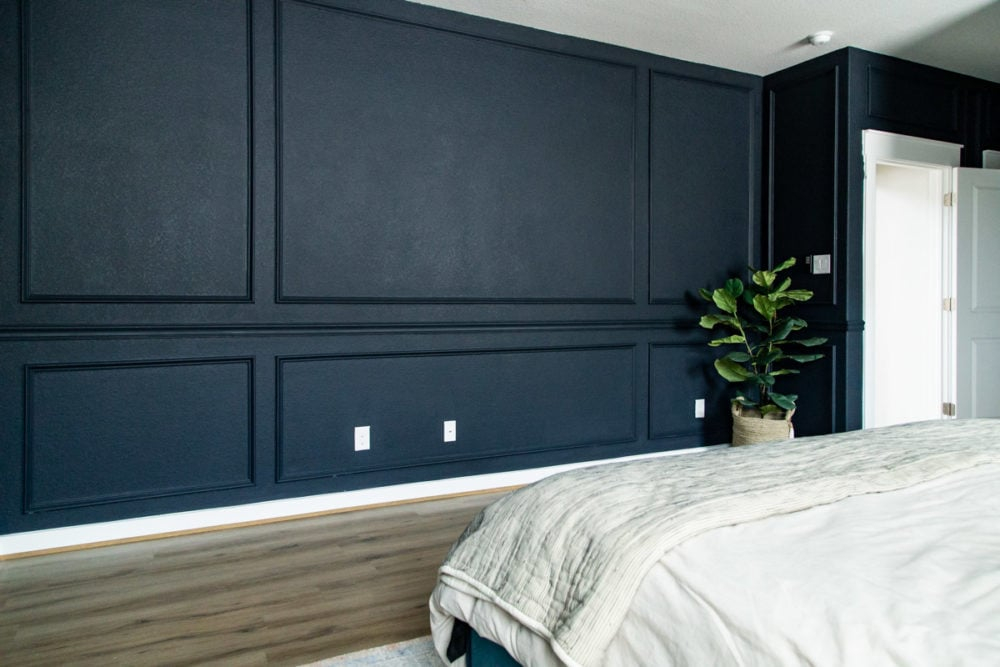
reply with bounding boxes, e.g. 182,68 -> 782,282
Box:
354,425 -> 370,451
443,420 -> 457,443
695,398 -> 705,419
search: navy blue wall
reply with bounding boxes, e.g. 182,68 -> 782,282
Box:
0,0 -> 761,533
763,47 -> 1000,434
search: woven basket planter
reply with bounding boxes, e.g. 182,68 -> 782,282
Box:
731,403 -> 795,446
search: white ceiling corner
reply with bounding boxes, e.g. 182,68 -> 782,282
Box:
407,0 -> 1000,83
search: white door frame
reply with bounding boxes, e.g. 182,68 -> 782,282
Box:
861,130 -> 963,428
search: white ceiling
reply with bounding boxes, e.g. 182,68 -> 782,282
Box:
408,0 -> 1000,83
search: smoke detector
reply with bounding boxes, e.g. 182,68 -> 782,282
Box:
808,31 -> 834,46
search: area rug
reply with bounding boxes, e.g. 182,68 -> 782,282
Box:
300,636 -> 441,666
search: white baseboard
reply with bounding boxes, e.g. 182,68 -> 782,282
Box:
0,446 -> 705,557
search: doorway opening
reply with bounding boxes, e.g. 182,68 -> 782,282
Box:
862,130 -> 962,428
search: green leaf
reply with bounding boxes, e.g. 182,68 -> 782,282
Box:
725,351 -> 751,363
772,257 -> 796,272
781,289 -> 814,302
752,270 -> 776,288
787,317 -> 807,331
755,373 -> 776,387
770,368 -> 800,375
714,358 -> 753,382
759,404 -> 783,416
699,287 -> 713,302
724,278 -> 744,298
708,334 -> 746,347
769,392 -> 798,411
786,353 -> 824,363
768,318 -> 795,342
752,294 -> 777,321
773,277 -> 792,293
712,289 -> 738,314
788,337 -> 828,347
734,391 -> 758,409
769,297 -> 791,311
756,348 -> 783,366
699,314 -> 735,329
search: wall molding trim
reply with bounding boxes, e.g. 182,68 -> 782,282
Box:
19,0 -> 255,303
0,319 -> 697,340
23,357 -> 256,512
0,445 -> 707,559
274,0 -> 638,305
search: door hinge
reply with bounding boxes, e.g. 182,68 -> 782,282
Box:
943,192 -> 954,207
943,402 -> 957,417
943,297 -> 955,311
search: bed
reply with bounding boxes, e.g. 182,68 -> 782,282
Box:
429,419 -> 1000,666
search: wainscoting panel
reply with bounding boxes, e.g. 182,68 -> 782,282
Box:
772,341 -> 838,437
277,345 -> 636,481
648,343 -> 728,443
867,66 -> 961,136
984,88 -> 1000,150
649,74 -> 757,304
0,0 -> 767,536
276,0 -> 636,303
25,359 -> 254,512
21,0 -> 252,302
767,66 -> 840,307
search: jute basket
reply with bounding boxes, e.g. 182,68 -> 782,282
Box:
731,403 -> 794,446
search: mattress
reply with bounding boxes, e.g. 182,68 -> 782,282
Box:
430,420 -> 1000,666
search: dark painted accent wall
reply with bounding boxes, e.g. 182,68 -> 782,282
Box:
0,0 -> 760,534
764,47 -> 1000,434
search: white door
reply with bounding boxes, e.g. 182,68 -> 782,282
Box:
862,131 -> 961,428
955,168 -> 1000,418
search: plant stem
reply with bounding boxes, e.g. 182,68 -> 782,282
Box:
731,303 -> 760,405
762,314 -> 774,407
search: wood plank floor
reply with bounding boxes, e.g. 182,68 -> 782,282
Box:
0,491 -> 505,666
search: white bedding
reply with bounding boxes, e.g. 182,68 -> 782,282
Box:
431,422 -> 1000,666
606,462 -> 1000,666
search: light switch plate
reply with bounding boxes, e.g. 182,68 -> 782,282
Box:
695,398 -> 705,419
443,420 -> 457,443
811,254 -> 832,274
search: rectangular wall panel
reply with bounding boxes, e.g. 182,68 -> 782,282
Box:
648,344 -> 729,443
651,342 -> 837,441
769,67 -> 839,305
26,359 -> 253,511
22,0 -> 251,301
277,346 -> 636,481
649,74 -> 754,303
770,342 -> 837,437
985,89 -> 1000,149
867,66 -> 960,134
277,0 -> 635,302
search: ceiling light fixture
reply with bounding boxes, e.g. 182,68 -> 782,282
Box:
808,31 -> 834,46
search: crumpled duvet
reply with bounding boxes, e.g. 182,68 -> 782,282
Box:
431,419 -> 1000,667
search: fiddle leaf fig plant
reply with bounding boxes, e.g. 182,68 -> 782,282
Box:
699,257 -> 827,416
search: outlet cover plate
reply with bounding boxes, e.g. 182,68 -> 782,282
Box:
354,425 -> 370,451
